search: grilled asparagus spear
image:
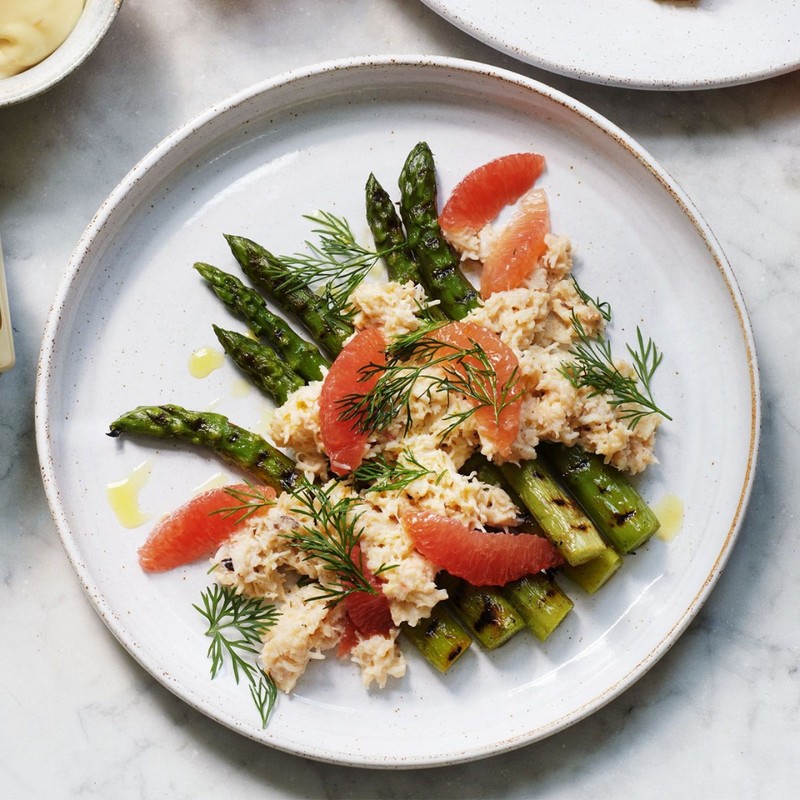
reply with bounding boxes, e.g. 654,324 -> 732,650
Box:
107,404 -> 299,493
402,602 -> 472,672
499,461 -> 607,567
437,572 -> 525,650
365,172 -> 425,286
225,234 -> 353,357
503,574 -> 574,641
540,442 -> 660,554
212,325 -> 304,405
195,262 -> 329,382
398,142 -> 481,320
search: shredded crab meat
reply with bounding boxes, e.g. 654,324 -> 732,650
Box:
213,491 -> 337,601
259,582 -> 346,693
209,209 -> 661,692
350,629 -> 407,689
349,280 -> 437,340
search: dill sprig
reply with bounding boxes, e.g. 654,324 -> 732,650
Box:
571,276 -> 612,322
286,480 -> 395,603
353,449 -> 436,493
560,316 -> 672,429
436,341 -> 521,441
208,483 -> 276,525
386,316 -> 447,360
339,333 -> 520,439
276,211 -> 397,311
193,584 -> 279,727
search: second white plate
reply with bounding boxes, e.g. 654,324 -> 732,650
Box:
36,57 -> 758,767
421,0 -> 800,89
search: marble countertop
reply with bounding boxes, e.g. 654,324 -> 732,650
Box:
1,1 -> 798,797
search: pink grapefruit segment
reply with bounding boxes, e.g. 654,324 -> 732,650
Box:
434,321 -> 522,457
344,545 -> 394,639
346,587 -> 394,638
439,152 -> 545,237
319,327 -> 387,476
481,189 -> 550,298
402,510 -> 563,586
337,615 -> 359,657
138,484 -> 276,572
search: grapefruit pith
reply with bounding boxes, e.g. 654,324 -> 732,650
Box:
138,484 -> 275,572
319,327 -> 387,476
439,152 -> 545,237
403,510 -> 562,586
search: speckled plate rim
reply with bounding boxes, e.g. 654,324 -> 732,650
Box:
419,0 -> 800,90
35,55 -> 761,768
0,0 -> 121,108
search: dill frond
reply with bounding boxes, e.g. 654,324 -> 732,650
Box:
285,480 -> 395,603
353,449 -> 434,493
193,584 -> 279,727
560,316 -> 671,429
208,483 -> 276,525
275,211 -> 397,311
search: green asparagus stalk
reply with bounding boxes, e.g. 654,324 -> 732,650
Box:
499,461 -> 607,566
540,442 -> 661,553
458,453 -> 574,639
398,142 -> 481,320
401,602 -> 472,672
365,173 -> 425,286
107,404 -> 299,493
195,262 -> 329,382
437,572 -> 526,650
225,234 -> 353,357
365,174 -> 446,326
561,546 -> 623,594
212,325 -> 304,406
503,574 -> 574,641
463,453 -> 623,592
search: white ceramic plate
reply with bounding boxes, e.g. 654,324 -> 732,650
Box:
420,0 -> 800,90
36,57 -> 759,767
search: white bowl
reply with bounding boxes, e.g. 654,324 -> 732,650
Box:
0,0 -> 121,107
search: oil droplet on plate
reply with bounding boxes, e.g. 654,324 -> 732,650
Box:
252,405 -> 274,438
106,460 -> 153,528
231,377 -> 252,398
188,346 -> 224,378
653,494 -> 684,542
192,471 -> 231,495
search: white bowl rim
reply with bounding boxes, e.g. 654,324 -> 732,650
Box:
0,0 -> 121,107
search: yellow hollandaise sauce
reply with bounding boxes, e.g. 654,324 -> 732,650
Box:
0,0 -> 84,79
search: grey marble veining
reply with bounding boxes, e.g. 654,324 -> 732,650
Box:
1,1 -> 799,797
